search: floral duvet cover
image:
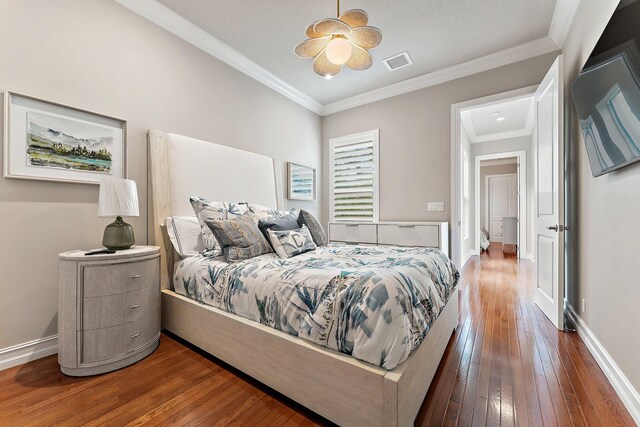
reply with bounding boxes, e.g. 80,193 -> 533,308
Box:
174,244 -> 459,369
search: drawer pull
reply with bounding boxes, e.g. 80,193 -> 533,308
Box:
398,225 -> 415,228
345,224 -> 359,227
131,333 -> 140,339
131,304 -> 141,309
130,274 -> 141,279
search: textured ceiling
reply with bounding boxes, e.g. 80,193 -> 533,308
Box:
462,97 -> 534,141
158,0 -> 557,104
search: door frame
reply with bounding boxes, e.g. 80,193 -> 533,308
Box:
485,173 -> 517,238
476,153 -> 527,257
451,85 -> 537,268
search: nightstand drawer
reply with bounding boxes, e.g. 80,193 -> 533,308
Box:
83,257 -> 159,297
80,308 -> 160,365
329,223 -> 377,244
377,224 -> 440,247
81,285 -> 160,331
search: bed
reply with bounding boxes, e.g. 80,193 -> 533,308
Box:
148,130 -> 459,426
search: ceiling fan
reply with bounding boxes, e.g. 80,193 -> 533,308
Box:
294,0 -> 382,79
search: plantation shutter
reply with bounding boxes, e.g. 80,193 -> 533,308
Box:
330,132 -> 379,222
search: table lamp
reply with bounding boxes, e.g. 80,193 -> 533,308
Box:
98,178 -> 139,250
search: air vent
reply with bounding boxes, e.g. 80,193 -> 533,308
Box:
383,52 -> 413,71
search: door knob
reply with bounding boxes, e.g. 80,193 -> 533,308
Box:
547,225 -> 558,231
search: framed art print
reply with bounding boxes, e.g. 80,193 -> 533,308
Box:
3,91 -> 126,184
287,162 -> 316,201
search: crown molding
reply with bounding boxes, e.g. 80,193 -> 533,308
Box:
115,0 -> 564,117
470,128 -> 533,144
549,0 -> 581,48
114,0 -> 323,115
321,37 -> 559,115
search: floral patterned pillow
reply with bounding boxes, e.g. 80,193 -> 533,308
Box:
227,202 -> 250,218
189,197 -> 227,256
248,203 -> 299,222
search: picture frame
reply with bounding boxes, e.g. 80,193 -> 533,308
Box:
3,91 -> 127,184
287,162 -> 316,201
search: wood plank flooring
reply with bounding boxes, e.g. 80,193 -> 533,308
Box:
0,244 -> 634,426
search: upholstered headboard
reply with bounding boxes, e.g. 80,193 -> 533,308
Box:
147,130 -> 282,288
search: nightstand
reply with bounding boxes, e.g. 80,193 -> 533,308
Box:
58,246 -> 161,376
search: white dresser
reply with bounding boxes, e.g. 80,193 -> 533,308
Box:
328,222 -> 449,255
58,246 -> 161,376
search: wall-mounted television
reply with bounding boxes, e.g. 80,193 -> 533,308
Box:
572,40 -> 640,177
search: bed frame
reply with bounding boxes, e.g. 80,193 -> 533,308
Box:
148,130 -> 459,426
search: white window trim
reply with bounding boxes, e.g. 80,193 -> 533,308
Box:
329,129 -> 380,222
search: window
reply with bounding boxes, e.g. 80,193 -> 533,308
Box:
329,130 -> 379,222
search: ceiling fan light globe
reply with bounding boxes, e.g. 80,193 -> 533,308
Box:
325,37 -> 352,65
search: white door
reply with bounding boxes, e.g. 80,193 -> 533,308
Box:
487,174 -> 517,242
534,56 -> 565,330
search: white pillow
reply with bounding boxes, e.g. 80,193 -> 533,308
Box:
165,216 -> 204,257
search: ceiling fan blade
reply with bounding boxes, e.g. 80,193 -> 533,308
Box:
345,43 -> 373,71
313,49 -> 343,77
294,36 -> 332,58
339,9 -> 368,28
347,26 -> 383,50
313,18 -> 351,36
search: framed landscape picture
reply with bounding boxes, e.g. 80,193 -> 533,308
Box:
287,162 -> 316,201
3,91 -> 126,184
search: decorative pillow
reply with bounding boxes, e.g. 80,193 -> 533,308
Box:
267,225 -> 317,259
258,214 -> 300,243
248,203 -> 298,221
189,197 -> 227,256
165,216 -> 203,257
204,212 -> 273,262
227,202 -> 250,218
297,210 -> 327,246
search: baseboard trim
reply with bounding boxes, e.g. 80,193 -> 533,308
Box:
566,304 -> 640,424
0,335 -> 58,372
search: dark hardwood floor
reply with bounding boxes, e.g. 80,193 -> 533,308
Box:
0,244 -> 634,426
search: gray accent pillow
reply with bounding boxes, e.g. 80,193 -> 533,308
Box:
267,225 -> 317,259
297,210 -> 327,246
258,214 -> 300,243
204,212 -> 273,262
189,197 -> 227,256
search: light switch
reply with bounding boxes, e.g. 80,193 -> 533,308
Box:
428,202 -> 445,212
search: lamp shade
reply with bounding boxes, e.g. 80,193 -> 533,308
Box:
98,178 -> 139,217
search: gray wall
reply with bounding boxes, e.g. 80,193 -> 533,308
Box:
479,163 -> 518,235
564,0 -> 640,394
321,52 -> 558,242
0,0 -> 321,350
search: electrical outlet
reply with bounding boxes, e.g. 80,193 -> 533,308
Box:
428,202 -> 445,212
581,298 -> 586,316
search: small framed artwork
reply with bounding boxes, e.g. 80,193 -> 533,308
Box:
288,162 -> 316,201
3,91 -> 126,184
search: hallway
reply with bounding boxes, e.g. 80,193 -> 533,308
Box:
416,244 -> 634,426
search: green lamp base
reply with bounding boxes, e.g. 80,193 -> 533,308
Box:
102,216 -> 135,251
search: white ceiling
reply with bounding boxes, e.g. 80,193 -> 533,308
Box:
155,0 -> 557,105
461,96 -> 535,143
